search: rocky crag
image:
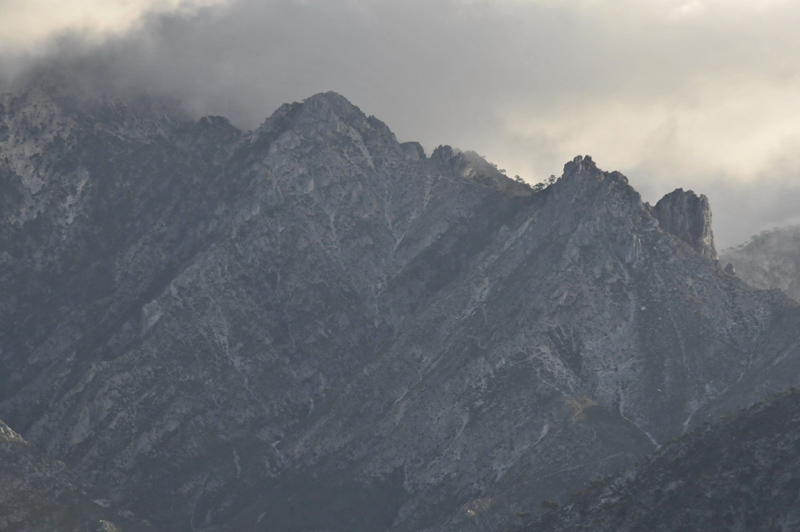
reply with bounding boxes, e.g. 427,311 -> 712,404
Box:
3,70 -> 800,532
652,188 -> 716,259
721,224 -> 800,302
527,388 -> 800,531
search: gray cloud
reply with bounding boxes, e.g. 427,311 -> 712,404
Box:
3,0 -> 800,247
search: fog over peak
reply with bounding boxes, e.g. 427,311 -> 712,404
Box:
2,0 -> 800,247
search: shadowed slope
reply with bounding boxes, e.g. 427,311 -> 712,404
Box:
529,388 -> 800,532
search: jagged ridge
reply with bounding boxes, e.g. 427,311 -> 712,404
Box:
2,77 -> 800,532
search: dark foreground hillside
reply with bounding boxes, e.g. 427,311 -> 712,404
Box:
0,419 -> 144,532
528,389 -> 800,532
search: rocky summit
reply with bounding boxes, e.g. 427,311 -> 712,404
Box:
2,71 -> 800,532
652,188 -> 716,260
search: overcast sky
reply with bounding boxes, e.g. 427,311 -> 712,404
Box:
2,0 -> 799,247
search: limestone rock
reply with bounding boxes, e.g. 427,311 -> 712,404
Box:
652,188 -> 717,259
2,74 -> 800,532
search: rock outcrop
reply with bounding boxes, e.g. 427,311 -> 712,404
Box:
652,188 -> 717,259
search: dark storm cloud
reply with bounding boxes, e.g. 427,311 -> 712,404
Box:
4,0 -> 800,246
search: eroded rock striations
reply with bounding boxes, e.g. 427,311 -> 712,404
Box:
2,70 -> 800,532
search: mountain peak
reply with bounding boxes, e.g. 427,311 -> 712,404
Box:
254,90 -> 397,153
548,155 -> 640,216
556,159 -> 716,260
564,154 -> 598,174
296,91 -> 365,123
304,90 -> 356,109
653,188 -> 717,259
562,155 -> 628,185
6,86 -> 800,532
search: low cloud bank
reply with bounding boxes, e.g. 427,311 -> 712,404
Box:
3,0 -> 800,246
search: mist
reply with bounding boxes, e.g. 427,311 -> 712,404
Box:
3,0 -> 800,247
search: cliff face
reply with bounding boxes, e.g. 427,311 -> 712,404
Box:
652,188 -> 717,259
2,75 -> 800,532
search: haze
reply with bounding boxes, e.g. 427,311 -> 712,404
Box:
2,0 -> 799,247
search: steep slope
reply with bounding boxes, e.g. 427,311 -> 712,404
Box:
721,225 -> 800,302
375,160 -> 800,532
0,419 -> 136,532
3,73 -> 800,532
528,388 -> 800,532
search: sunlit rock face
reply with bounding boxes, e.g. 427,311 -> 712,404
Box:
721,224 -> 800,302
2,72 -> 800,532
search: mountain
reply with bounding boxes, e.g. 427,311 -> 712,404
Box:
721,225 -> 800,302
527,388 -> 800,531
3,70 -> 800,532
0,418 -> 137,532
